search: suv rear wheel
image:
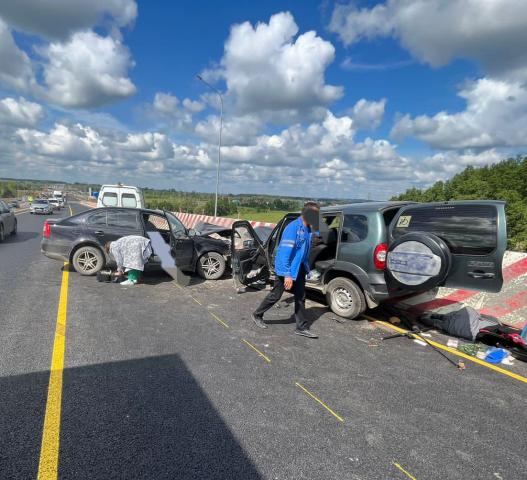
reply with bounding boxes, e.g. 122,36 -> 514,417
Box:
326,277 -> 366,320
72,245 -> 105,276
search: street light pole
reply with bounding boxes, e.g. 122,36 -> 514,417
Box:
196,75 -> 223,217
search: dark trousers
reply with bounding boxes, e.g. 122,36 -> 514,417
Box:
254,266 -> 308,330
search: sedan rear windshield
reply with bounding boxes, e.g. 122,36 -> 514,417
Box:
392,204 -> 497,255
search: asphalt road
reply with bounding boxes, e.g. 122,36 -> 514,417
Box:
1,202 -> 526,479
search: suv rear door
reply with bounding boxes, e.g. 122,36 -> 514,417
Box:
231,221 -> 270,286
387,201 -> 506,292
265,213 -> 300,272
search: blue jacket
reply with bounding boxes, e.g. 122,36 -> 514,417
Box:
275,217 -> 312,280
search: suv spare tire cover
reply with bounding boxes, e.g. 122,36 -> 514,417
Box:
386,232 -> 451,291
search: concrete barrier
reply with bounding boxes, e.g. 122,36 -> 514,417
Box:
175,212 -> 276,230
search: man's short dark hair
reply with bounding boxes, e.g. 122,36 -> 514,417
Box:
302,201 -> 320,215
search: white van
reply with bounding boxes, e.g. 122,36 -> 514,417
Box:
97,184 -> 145,209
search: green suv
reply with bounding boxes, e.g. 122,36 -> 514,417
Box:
231,201 -> 507,319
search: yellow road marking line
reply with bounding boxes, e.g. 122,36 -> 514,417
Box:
364,315 -> 527,385
68,205 -> 73,216
37,262 -> 70,480
192,297 -> 202,306
295,382 -> 344,422
242,339 -> 271,363
393,461 -> 417,480
210,312 -> 230,329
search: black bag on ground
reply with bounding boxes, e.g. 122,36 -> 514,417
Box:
476,324 -> 527,359
96,270 -> 113,282
420,306 -> 499,341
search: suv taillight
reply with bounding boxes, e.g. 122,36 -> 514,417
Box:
43,220 -> 51,238
374,243 -> 388,270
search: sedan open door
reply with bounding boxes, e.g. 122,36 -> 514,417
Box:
231,221 -> 270,287
385,201 -> 506,293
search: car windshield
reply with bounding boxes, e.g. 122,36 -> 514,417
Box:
34,200 -> 48,205
165,211 -> 187,238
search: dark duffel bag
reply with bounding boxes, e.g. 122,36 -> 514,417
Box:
97,270 -> 113,282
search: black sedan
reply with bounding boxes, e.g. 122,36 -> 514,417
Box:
41,207 -> 230,280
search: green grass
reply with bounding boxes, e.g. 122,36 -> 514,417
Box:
226,207 -> 290,223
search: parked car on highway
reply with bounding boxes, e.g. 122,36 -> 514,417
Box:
30,199 -> 53,215
48,198 -> 61,211
232,201 -> 507,319
41,207 -> 230,280
0,200 -> 17,241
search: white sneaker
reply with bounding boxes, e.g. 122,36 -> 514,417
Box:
120,279 -> 137,286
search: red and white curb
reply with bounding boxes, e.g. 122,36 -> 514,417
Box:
176,212 -> 276,230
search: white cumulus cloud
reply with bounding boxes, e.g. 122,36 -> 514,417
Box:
39,30 -> 136,108
209,12 -> 342,121
349,98 -> 386,130
0,19 -> 36,92
329,0 -> 527,77
0,0 -> 137,40
0,97 -> 43,127
391,77 -> 527,149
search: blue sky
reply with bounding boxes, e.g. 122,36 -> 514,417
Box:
0,1 -> 525,199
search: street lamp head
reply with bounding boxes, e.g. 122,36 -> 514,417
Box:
196,74 -> 203,81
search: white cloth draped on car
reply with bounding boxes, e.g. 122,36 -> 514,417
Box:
109,235 -> 152,271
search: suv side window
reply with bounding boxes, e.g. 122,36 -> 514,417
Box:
341,214 -> 368,243
107,210 -> 139,229
392,204 -> 497,255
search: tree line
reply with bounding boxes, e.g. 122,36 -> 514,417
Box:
392,156 -> 527,251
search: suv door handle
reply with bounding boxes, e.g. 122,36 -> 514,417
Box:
94,230 -> 104,235
468,271 -> 495,279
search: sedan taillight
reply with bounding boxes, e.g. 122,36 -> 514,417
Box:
43,220 -> 51,238
374,243 -> 388,270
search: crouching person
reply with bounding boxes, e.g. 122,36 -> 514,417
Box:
104,236 -> 152,286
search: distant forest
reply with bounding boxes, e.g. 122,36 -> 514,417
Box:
392,156 -> 527,251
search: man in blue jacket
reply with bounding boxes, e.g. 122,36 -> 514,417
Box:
252,202 -> 320,338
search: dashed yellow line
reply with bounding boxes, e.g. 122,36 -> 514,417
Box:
37,262 -> 70,480
295,382 -> 344,422
242,339 -> 271,363
364,315 -> 527,385
393,461 -> 417,480
210,312 -> 230,329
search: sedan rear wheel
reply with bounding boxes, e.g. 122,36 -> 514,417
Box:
197,252 -> 226,280
72,246 -> 104,276
0,224 -> 4,242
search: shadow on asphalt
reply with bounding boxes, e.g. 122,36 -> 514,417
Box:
55,354 -> 263,479
1,231 -> 39,244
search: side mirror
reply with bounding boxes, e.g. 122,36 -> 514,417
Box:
187,228 -> 197,237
